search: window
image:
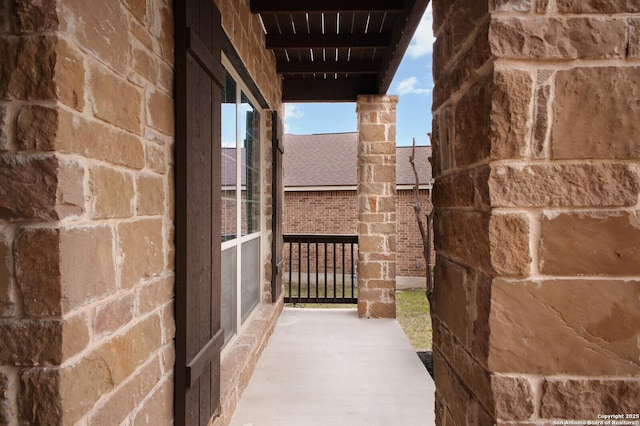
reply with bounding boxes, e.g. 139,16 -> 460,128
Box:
220,58 -> 262,347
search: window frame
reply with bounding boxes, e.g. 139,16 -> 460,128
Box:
220,54 -> 264,349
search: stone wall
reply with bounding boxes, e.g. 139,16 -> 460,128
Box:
0,0 -> 283,424
431,0 -> 640,423
0,0 -> 176,424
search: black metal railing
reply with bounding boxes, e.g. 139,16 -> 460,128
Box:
283,234 -> 358,304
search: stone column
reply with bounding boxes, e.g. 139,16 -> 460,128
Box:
431,0 -> 640,424
356,95 -> 398,319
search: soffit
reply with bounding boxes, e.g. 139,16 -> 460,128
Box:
250,0 -> 430,102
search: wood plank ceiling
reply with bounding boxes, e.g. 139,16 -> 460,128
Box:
250,0 -> 430,102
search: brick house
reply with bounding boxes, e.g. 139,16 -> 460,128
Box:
283,132 -> 433,286
0,0 -> 638,425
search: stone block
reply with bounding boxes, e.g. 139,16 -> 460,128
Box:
59,0 -> 129,75
433,25 -> 491,109
0,105 -> 7,150
0,233 -> 14,317
15,227 -> 61,317
489,214 -> 530,277
0,35 -> 56,100
489,163 -> 640,208
490,69 -> 533,160
0,319 -> 62,365
132,43 -> 157,84
359,124 -> 386,142
62,312 -> 90,361
118,219 -> 164,288
468,271 -> 492,362
60,225 -> 117,311
490,0 -> 532,12
551,67 -> 640,159
630,19 -> 640,58
448,0 -> 490,56
89,64 -> 142,134
541,379 -> 640,419
435,322 -> 494,415
88,357 -> 162,426
54,37 -> 85,111
152,2 -> 174,64
435,211 -> 491,272
60,314 -> 163,423
491,375 -> 534,420
56,159 -> 85,218
94,293 -> 134,337
556,0 -> 640,13
136,276 -> 174,316
132,377 -> 173,426
0,154 -> 55,219
540,212 -> 640,276
146,89 -> 173,135
57,108 -> 145,169
434,167 -> 490,209
14,0 -> 58,33
90,166 -> 134,219
123,0 -> 147,23
433,259 -> 469,345
367,301 -> 396,318
19,367 -> 61,426
136,173 -> 165,215
453,76 -> 491,168
358,261 -> 383,280
488,278 -> 640,375
433,350 -> 472,426
16,105 -> 58,150
146,142 -> 166,173
0,370 -> 8,425
131,18 -> 154,51
490,17 -> 627,59
0,154 -> 84,220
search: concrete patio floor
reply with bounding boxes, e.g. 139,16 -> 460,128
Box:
230,308 -> 436,426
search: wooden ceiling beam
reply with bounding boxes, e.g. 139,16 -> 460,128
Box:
266,34 -> 391,49
277,60 -> 382,74
250,0 -> 404,14
282,77 -> 379,102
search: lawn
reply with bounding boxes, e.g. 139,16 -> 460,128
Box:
395,290 -> 433,350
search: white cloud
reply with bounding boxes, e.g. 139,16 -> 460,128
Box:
284,104 -> 304,134
406,3 -> 435,59
395,76 -> 432,96
285,104 -> 304,119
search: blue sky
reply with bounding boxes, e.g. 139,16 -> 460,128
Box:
283,5 -> 435,147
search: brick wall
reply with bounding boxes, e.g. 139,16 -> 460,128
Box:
284,189 -> 431,278
431,0 -> 640,423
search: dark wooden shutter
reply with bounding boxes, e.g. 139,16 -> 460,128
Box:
271,112 -> 284,301
174,1 -> 224,425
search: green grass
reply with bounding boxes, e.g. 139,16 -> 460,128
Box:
396,290 -> 433,350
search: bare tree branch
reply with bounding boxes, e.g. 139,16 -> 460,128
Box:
409,137 -> 434,301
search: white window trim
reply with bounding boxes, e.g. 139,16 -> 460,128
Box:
221,54 -> 264,348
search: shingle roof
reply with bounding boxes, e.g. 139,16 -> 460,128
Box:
283,132 -> 432,188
